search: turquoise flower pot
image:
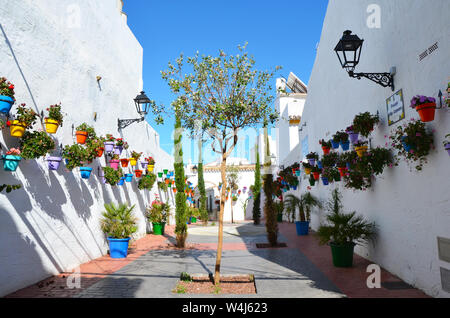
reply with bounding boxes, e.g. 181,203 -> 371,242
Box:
0,95 -> 14,114
2,155 -> 21,171
80,167 -> 93,179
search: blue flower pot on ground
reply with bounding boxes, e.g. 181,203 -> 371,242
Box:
2,155 -> 21,171
125,174 -> 133,182
107,237 -> 130,258
0,95 -> 14,114
331,140 -> 340,149
317,161 -> 323,169
118,177 -> 125,186
80,167 -> 93,179
295,221 -> 309,236
321,177 -> 329,185
340,141 -> 350,151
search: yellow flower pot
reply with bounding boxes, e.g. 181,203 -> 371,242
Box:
355,146 -> 368,158
44,118 -> 59,134
147,164 -> 154,172
129,158 -> 137,166
10,120 -> 26,137
304,167 -> 312,175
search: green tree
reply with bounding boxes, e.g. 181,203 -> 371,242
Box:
158,44 -> 280,284
174,115 -> 188,247
226,165 -> 240,224
197,134 -> 208,225
252,143 -> 262,225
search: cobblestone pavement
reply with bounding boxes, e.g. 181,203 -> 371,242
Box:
6,221 -> 429,298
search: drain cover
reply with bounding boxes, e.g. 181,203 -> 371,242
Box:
381,281 -> 415,290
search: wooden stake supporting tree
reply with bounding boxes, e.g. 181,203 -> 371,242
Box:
157,43 -> 280,285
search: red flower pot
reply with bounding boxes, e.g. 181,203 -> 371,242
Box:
322,146 -> 330,155
120,158 -> 129,167
135,169 -> 143,178
415,102 -> 436,122
97,148 -> 104,157
338,167 -> 347,177
312,171 -> 320,180
76,131 -> 88,144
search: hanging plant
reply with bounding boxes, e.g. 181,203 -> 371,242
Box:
366,147 -> 395,175
0,77 -> 15,114
346,125 -> 359,144
44,103 -> 64,134
354,140 -> 369,158
410,95 -> 436,122
390,119 -> 434,171
104,134 -> 116,152
352,112 -> 380,138
306,152 -> 319,166
19,131 -> 55,159
86,136 -> 105,161
75,123 -> 95,144
102,166 -> 123,185
2,148 -> 21,171
321,152 -> 339,168
62,143 -> 88,170
10,103 -> 38,137
319,139 -> 332,154
138,173 -> 157,190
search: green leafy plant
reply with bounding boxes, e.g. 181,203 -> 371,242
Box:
158,181 -> 168,192
306,152 -> 319,160
102,166 -> 123,185
85,136 -> 105,162
62,144 -> 88,170
319,139 -> 332,149
15,103 -> 37,128
0,77 -> 15,98
76,123 -> 96,140
45,103 -> 64,125
146,200 -> 170,223
317,189 -> 376,246
105,134 -> 115,142
100,202 -> 138,239
352,112 -> 380,138
333,131 -> 349,143
390,119 -> 433,171
0,184 -> 21,193
20,131 -> 55,159
321,152 -> 339,168
131,151 -> 142,160
284,193 -> 321,222
138,173 -> 157,190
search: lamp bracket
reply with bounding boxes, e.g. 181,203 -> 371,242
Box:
118,117 -> 144,130
348,71 -> 395,91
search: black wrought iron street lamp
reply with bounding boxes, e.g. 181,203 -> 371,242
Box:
334,30 -> 395,91
118,91 -> 151,130
192,165 -> 198,174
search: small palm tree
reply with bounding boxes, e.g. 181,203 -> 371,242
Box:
284,193 -> 321,222
100,202 -> 138,239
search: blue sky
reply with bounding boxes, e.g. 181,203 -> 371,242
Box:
123,0 -> 329,163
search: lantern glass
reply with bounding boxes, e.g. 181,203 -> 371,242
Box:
134,91 -> 151,117
334,30 -> 364,72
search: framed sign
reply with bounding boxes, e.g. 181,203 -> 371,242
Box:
386,89 -> 405,126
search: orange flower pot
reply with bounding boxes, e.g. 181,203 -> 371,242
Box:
135,169 -> 143,178
120,158 -> 129,167
76,131 -> 88,144
97,148 -> 104,157
304,167 -> 312,175
415,102 -> 436,122
173,187 -> 177,193
312,171 -> 320,180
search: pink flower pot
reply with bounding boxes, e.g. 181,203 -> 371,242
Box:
109,159 -> 120,170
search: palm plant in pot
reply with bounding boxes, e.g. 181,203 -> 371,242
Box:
285,192 -> 321,236
146,200 -> 170,235
100,202 -> 138,258
317,189 -> 376,267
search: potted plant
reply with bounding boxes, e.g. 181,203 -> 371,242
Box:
352,112 -> 380,138
321,152 -> 339,168
146,200 -> 170,235
302,161 -> 312,175
85,136 -> 105,161
10,103 -> 37,137
100,202 -> 138,258
104,134 -> 116,152
390,119 -> 433,171
124,173 -> 133,182
138,173 -> 157,190
336,156 -> 348,177
109,154 -> 120,170
80,167 -> 93,179
19,130 -> 55,160
0,77 -> 15,114
319,139 -> 332,155
46,154 -> 63,171
144,156 -> 155,171
62,144 -> 88,170
75,123 -> 94,144
346,125 -> 359,145
135,169 -> 143,178
44,103 -> 63,134
102,166 -> 123,185
114,138 -> 128,155
410,95 -> 436,122
444,134 -> 450,157
311,165 -> 321,180
317,189 -> 376,267
2,148 -> 21,171
354,140 -> 368,158
320,166 -> 334,185
120,158 -> 129,167
129,151 -> 142,166
306,152 -> 319,166
336,131 -> 350,151
331,133 -> 340,149
288,115 -> 301,125
285,193 -> 321,236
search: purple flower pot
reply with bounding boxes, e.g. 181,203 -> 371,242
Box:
104,141 -> 115,152
308,158 -> 316,166
114,146 -> 123,155
348,132 -> 359,144
140,161 -> 148,170
445,143 -> 450,156
47,156 -> 62,170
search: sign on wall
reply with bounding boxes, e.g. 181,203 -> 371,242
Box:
386,89 -> 405,126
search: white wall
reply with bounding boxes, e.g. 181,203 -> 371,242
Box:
291,0 -> 450,297
0,0 -> 173,296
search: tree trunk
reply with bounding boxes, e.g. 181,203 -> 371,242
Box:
214,155 -> 227,285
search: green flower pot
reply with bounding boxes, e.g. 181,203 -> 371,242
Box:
330,242 -> 355,267
191,217 -> 197,223
152,222 -> 165,235
277,213 -> 283,222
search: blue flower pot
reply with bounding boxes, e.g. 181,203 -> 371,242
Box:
346,162 -> 351,170
401,136 -> 415,152
295,221 -> 309,236
118,177 -> 125,186
331,140 -> 340,149
80,167 -> 93,179
295,170 -> 301,177
2,155 -> 21,171
321,177 -> 329,185
292,185 -> 297,190
317,161 -> 323,169
340,141 -> 350,151
107,237 -> 130,258
0,95 -> 14,114
125,173 -> 133,182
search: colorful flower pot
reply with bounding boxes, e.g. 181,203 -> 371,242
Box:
304,167 -> 312,175
355,146 -> 368,158
317,161 -> 323,169
140,161 -> 148,170
346,162 -> 351,171
129,158 -> 137,166
152,222 -> 165,235
0,95 -> 14,114
2,155 -> 21,171
120,158 -> 129,167
157,172 -> 163,178
173,187 -> 177,193
348,132 -> 359,144
295,170 -> 301,177
295,221 -> 309,236
135,169 -> 143,178
292,185 -> 298,190
322,146 -> 330,155
340,141 -> 350,151
10,120 -> 26,137
75,131 -> 88,144
415,103 -> 436,122
445,143 -> 450,156
147,164 -> 154,172
47,156 -> 62,170
80,167 -> 93,179
401,136 -> 415,153
331,140 -> 340,149
114,146 -> 123,155
338,167 -> 347,177
191,217 -> 197,223
312,171 -> 320,180
109,159 -> 120,170
125,174 -> 133,182
107,237 -> 130,258
308,158 -> 316,166
104,141 -> 115,152
44,118 -> 59,134
321,177 -> 329,186
330,242 -> 355,267
118,177 -> 125,186
97,148 -> 104,157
